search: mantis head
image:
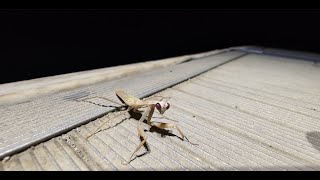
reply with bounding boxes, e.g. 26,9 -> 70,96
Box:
155,101 -> 170,114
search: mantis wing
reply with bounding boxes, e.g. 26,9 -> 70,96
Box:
115,89 -> 142,107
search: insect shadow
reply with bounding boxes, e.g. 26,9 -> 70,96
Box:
306,131 -> 320,153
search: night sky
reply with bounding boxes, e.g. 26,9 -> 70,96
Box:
1,9 -> 320,84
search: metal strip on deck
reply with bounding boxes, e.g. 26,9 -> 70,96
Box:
0,50 -> 245,160
2,49 -> 320,171
234,46 -> 320,62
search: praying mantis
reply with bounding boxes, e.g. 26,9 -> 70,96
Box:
80,89 -> 198,164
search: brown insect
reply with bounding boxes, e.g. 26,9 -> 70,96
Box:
82,89 -> 198,164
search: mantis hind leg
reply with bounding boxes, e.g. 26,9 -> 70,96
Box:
79,96 -> 126,109
85,107 -> 132,139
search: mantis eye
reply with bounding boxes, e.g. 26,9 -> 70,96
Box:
166,103 -> 170,109
155,103 -> 161,110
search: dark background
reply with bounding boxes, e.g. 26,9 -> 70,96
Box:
1,9 -> 320,84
